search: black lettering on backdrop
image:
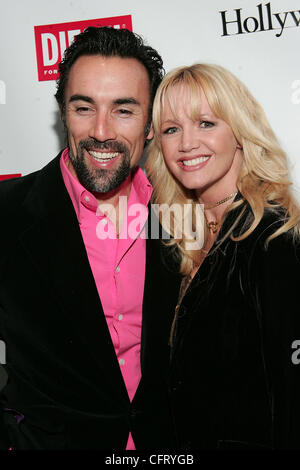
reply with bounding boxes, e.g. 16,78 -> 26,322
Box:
220,3 -> 300,38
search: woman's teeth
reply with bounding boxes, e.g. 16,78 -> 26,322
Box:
182,156 -> 210,166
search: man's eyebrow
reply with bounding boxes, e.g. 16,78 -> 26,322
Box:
68,94 -> 94,104
114,98 -> 140,106
67,96 -> 141,106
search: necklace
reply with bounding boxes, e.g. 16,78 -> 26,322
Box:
203,191 -> 238,233
204,191 -> 238,210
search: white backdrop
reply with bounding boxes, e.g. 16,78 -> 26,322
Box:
0,0 -> 299,193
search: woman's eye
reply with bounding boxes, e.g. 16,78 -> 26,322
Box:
200,121 -> 214,128
163,127 -> 178,135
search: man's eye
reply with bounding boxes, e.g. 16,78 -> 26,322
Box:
76,107 -> 91,113
163,127 -> 178,135
118,108 -> 133,115
200,121 -> 214,128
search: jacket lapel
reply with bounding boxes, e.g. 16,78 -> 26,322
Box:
18,155 -> 128,402
140,208 -> 182,375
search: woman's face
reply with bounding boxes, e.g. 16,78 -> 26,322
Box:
159,85 -> 243,200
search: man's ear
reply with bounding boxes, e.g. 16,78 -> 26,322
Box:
58,104 -> 63,120
145,123 -> 154,140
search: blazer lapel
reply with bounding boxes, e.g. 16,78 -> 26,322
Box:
140,208 -> 182,375
18,155 -> 128,402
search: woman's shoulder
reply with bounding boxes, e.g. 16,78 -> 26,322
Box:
257,205 -> 289,237
226,202 -> 299,262
249,205 -> 300,262
233,201 -> 295,241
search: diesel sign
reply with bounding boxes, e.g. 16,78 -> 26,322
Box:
34,15 -> 132,81
220,3 -> 300,38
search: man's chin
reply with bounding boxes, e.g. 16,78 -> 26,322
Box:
80,169 -> 131,195
68,149 -> 131,194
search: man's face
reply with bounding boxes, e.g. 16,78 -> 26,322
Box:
64,55 -> 153,193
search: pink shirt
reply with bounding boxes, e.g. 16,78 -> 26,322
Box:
60,148 -> 152,449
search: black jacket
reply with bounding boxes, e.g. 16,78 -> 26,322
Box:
0,154 -> 181,450
169,200 -> 300,450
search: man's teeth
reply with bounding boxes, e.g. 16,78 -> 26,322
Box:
182,156 -> 210,166
89,151 -> 119,162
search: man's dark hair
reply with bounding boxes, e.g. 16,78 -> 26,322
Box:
55,26 -> 164,123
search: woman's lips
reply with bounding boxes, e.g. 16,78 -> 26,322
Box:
178,155 -> 211,171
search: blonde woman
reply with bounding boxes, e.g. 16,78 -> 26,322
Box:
146,64 -> 300,449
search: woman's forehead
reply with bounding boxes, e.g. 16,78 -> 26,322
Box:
164,82 -> 202,104
161,83 -> 211,121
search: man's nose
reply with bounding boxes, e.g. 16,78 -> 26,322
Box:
89,111 -> 117,142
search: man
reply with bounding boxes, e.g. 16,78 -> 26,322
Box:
0,27 -> 181,450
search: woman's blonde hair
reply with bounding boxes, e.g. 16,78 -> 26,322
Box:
145,63 -> 300,275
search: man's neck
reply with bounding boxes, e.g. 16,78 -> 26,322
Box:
94,175 -> 132,207
96,176 -> 132,237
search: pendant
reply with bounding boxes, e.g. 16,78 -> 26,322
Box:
206,221 -> 219,233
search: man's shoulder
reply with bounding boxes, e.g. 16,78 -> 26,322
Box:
0,171 -> 38,200
0,172 -> 42,220
0,154 -> 62,209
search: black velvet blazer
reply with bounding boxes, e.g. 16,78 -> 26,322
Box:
0,154 -> 182,450
169,200 -> 300,450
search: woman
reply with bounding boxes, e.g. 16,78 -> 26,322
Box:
146,64 -> 300,449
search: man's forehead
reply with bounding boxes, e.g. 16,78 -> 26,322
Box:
65,55 -> 150,102
67,55 -> 149,85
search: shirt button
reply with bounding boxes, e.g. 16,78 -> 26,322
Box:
118,314 -> 123,321
119,358 -> 125,366
84,195 -> 90,202
116,266 -> 120,273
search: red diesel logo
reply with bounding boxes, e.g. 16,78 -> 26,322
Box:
34,15 -> 133,82
0,174 -> 22,181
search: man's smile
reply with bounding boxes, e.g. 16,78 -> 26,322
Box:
88,150 -> 121,163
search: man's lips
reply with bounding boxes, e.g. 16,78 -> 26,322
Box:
178,155 -> 211,170
88,150 -> 120,163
